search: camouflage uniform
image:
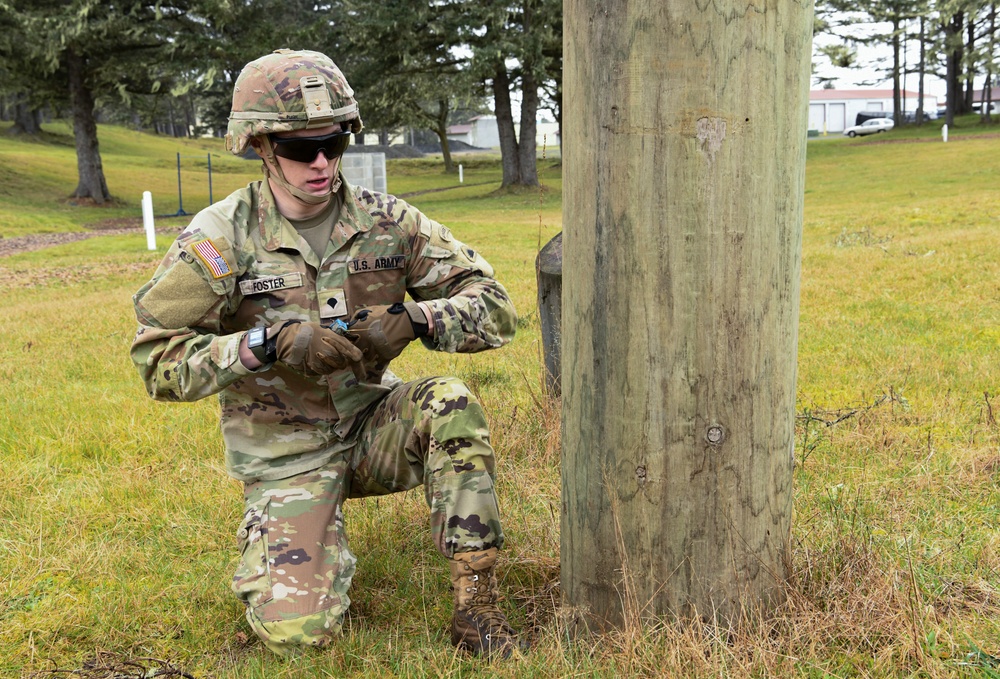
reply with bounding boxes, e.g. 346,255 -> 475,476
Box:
130,176 -> 516,653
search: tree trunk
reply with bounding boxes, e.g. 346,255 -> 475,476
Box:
892,17 -> 902,125
561,0 -> 810,632
983,74 -> 993,122
9,98 -> 41,135
186,94 -> 196,137
965,16 -> 977,113
946,12 -> 963,125
493,65 -> 522,187
517,67 -> 540,186
67,48 -> 111,204
917,16 -> 926,125
434,99 -> 455,174
985,4 -> 997,123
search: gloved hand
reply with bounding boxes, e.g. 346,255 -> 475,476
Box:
274,321 -> 366,380
348,302 -> 428,366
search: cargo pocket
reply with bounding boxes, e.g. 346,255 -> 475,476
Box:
231,496 -> 274,609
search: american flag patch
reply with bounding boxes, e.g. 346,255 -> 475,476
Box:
191,239 -> 232,279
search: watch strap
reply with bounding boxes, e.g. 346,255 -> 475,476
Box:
247,326 -> 269,364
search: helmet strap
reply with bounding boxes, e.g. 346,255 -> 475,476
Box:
258,136 -> 342,206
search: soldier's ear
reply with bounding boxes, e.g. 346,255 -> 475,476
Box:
250,137 -> 275,170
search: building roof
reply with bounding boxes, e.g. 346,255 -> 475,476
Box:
810,89 -> 923,100
446,124 -> 472,135
972,89 -> 1000,102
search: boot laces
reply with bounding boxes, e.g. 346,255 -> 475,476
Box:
467,603 -> 515,636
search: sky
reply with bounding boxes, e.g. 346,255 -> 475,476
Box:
811,20 -> 950,102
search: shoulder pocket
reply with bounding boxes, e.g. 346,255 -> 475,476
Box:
418,220 -> 495,277
135,259 -> 222,329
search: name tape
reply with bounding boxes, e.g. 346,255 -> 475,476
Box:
239,272 -> 304,295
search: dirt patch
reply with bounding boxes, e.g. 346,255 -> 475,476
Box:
0,228 -> 141,258
0,216 -> 182,258
27,650 -> 195,679
86,216 -> 145,230
398,180 -> 495,199
0,260 -> 153,290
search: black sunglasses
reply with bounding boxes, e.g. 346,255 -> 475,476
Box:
270,130 -> 352,163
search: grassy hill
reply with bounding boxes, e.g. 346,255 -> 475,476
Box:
2,117 -> 1000,677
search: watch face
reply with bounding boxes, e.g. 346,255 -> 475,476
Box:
247,326 -> 266,348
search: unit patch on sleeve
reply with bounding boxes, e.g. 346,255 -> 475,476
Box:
191,239 -> 233,279
348,255 -> 406,273
239,272 -> 304,295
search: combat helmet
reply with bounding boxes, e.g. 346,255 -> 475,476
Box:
226,49 -> 363,204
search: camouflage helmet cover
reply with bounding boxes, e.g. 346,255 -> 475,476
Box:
225,49 -> 364,156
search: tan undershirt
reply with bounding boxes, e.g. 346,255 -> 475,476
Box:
288,193 -> 342,260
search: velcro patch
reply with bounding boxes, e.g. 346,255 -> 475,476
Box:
239,273 -> 304,295
348,255 -> 406,274
191,239 -> 232,279
320,289 -> 347,319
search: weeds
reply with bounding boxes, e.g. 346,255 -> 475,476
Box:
3,121 -> 1000,676
835,226 -> 894,249
28,651 -> 195,679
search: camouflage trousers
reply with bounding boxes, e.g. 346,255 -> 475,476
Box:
231,376 -> 505,655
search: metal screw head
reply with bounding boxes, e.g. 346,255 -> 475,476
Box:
706,425 -> 725,445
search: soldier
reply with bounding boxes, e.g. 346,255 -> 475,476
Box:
129,49 -> 520,658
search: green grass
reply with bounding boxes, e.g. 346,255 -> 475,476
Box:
3,118 -> 1000,677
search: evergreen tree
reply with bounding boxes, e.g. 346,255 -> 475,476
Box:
0,0 -> 204,203
467,0 -> 561,188
816,0 -> 930,125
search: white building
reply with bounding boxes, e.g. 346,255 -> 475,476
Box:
808,89 -> 939,134
534,120 -> 560,151
446,115 -> 501,149
447,115 -> 560,151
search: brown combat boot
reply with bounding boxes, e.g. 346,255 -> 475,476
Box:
449,548 -> 521,659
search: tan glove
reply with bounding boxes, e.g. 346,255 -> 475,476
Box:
274,321 -> 365,380
348,302 -> 428,366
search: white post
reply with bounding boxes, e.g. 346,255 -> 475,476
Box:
458,164 -> 464,183
942,124 -> 949,143
142,191 -> 156,251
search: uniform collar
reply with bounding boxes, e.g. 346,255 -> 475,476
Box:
335,175 -> 377,237
256,173 -> 377,259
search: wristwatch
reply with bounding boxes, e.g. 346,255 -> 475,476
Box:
246,326 -> 275,364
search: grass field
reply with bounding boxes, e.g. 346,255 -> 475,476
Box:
2,116 -> 1000,678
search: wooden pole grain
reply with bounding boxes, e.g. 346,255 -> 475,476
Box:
561,0 -> 813,631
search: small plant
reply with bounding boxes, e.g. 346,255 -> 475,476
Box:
835,226 -> 893,248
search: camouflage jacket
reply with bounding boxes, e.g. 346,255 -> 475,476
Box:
130,178 -> 516,482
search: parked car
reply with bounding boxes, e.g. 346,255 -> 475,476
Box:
899,110 -> 938,122
843,118 -> 894,137
855,111 -> 892,125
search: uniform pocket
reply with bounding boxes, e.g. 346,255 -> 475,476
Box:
343,240 -> 407,314
231,496 -> 274,608
232,261 -> 311,329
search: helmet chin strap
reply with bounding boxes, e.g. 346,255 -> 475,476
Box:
258,136 -> 342,206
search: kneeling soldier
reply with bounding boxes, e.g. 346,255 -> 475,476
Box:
129,49 -> 521,658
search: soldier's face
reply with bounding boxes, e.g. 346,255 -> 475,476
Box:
270,124 -> 342,195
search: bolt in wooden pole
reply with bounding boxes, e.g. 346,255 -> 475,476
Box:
561,0 -> 813,631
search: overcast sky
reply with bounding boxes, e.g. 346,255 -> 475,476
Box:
811,21 -> 952,100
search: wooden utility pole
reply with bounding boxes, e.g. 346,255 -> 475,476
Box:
561,0 -> 813,631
